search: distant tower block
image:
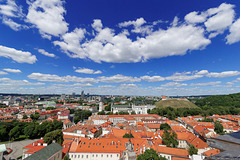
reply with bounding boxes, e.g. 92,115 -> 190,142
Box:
99,97 -> 103,112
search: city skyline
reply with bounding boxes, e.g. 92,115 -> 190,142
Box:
1,0 -> 240,96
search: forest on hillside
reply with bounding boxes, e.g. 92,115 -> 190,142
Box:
195,93 -> 240,107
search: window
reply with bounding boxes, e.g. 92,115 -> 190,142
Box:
93,154 -> 94,157
78,155 -> 80,158
110,155 -> 112,157
82,155 -> 84,158
101,154 -> 103,157
96,154 -> 98,157
93,143 -> 95,145
75,155 -> 76,158
71,155 -> 73,158
86,155 -> 88,158
107,155 -> 108,157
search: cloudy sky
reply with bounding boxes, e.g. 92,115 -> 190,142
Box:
1,0 -> 240,96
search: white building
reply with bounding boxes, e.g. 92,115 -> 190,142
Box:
132,105 -> 156,114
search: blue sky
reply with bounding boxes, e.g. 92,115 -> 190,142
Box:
1,0 -> 240,96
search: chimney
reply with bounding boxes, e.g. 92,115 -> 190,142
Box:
33,143 -> 35,146
77,137 -> 79,145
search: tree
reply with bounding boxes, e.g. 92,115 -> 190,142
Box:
46,107 -> 55,110
24,124 -> 37,139
123,133 -> 134,138
23,115 -> 28,119
160,123 -> 171,130
0,126 -> 8,141
74,109 -> 92,123
106,112 -> 113,115
98,111 -> 106,115
131,111 -> 136,115
30,113 -> 40,121
137,148 -> 163,160
104,105 -> 111,111
214,121 -> 224,135
53,119 -> 63,130
9,126 -> 21,139
162,130 -> 178,148
44,129 -> 63,145
188,144 -> 198,156
63,155 -> 71,160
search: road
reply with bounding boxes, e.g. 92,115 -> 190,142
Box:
3,139 -> 39,160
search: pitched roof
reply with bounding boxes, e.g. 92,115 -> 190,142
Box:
203,149 -> 220,157
25,143 -> 63,160
153,145 -> 189,158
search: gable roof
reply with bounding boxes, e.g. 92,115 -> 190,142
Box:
24,143 -> 63,160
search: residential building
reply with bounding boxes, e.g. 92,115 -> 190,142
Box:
24,143 -> 63,160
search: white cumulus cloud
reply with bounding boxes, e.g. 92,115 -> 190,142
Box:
99,74 -> 141,83
37,49 -> 55,57
141,75 -> 165,82
26,0 -> 68,38
75,68 -> 102,74
0,45 -> 37,64
190,81 -> 221,86
0,0 -> 24,17
0,71 -> 8,75
27,73 -> 98,83
55,19 -> 210,63
226,18 -> 240,44
161,82 -> 187,87
3,68 -> 21,73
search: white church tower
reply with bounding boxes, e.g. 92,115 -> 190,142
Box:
99,97 -> 103,112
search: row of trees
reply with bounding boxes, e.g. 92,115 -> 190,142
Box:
0,119 -> 63,141
195,93 -> 240,107
149,106 -> 240,120
73,109 -> 92,124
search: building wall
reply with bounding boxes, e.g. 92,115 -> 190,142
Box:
69,152 -> 120,160
159,153 -> 172,160
177,140 -> 188,149
93,119 -> 108,125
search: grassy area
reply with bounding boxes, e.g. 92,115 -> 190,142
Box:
0,135 -> 29,144
0,140 -> 11,144
14,135 -> 28,141
156,99 -> 198,109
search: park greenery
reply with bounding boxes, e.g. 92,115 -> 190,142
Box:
44,129 -> 64,145
214,121 -> 224,135
195,93 -> 240,107
137,148 -> 167,160
123,133 -> 134,138
188,144 -> 198,155
73,109 -> 92,124
162,129 -> 178,148
30,112 -> 40,121
160,123 -> 171,130
0,119 -> 63,142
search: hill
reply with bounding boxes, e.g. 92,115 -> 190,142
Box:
195,92 -> 240,107
156,99 -> 198,109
